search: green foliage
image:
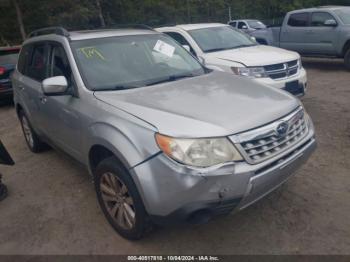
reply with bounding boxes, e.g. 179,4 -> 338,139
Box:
0,0 -> 349,45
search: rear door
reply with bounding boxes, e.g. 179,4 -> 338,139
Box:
280,12 -> 310,53
304,12 -> 338,55
15,43 -> 49,133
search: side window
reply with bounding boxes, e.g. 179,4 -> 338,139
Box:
311,12 -> 335,26
49,44 -> 72,84
238,22 -> 247,29
164,32 -> 196,55
229,21 -> 237,28
26,44 -> 47,81
288,13 -> 309,27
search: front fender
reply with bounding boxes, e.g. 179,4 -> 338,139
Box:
86,121 -> 159,174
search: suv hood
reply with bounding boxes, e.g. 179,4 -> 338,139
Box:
94,71 -> 299,137
205,45 -> 299,67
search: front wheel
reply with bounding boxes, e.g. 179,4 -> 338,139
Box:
345,48 -> 350,70
94,156 -> 152,240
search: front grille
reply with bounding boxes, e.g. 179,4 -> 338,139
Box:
264,60 -> 299,80
233,108 -> 308,164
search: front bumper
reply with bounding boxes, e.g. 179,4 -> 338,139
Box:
131,119 -> 316,225
254,67 -> 307,97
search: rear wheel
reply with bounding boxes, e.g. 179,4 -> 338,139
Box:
19,111 -> 48,153
94,156 -> 152,240
345,48 -> 350,70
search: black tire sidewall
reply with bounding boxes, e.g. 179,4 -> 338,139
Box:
19,111 -> 39,153
345,49 -> 350,70
94,157 -> 149,240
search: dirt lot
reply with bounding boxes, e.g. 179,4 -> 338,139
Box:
0,58 -> 349,255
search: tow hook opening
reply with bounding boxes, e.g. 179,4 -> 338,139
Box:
187,209 -> 213,225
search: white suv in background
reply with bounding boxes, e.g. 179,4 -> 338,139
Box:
157,23 -> 307,96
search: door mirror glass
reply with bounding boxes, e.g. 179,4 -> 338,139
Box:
42,76 -> 68,96
182,45 -> 191,52
324,19 -> 337,26
241,25 -> 248,29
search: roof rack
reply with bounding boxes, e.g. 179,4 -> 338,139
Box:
28,27 -> 70,38
101,24 -> 155,31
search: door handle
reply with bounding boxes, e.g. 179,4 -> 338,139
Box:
18,85 -> 25,91
40,97 -> 47,104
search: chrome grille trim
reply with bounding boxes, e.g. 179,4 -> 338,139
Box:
230,107 -> 309,164
264,60 -> 299,80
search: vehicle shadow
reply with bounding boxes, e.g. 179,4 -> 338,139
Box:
302,57 -> 347,72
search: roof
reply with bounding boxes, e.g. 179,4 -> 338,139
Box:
289,6 -> 349,14
69,29 -> 159,41
161,23 -> 228,31
26,27 -> 159,43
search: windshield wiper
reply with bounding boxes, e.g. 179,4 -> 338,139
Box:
232,44 -> 257,49
205,44 -> 256,53
146,74 -> 195,86
205,47 -> 232,53
93,85 -> 139,91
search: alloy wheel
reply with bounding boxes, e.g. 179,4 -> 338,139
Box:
100,172 -> 136,230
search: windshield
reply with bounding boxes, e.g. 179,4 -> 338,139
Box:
71,34 -> 206,91
188,26 -> 257,53
247,20 -> 266,29
334,9 -> 350,25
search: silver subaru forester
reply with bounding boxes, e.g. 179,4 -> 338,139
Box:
12,27 -> 316,240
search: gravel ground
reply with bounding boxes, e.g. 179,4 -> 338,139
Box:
0,58 -> 349,255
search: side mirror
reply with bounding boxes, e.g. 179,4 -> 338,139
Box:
241,25 -> 248,29
324,19 -> 337,27
182,45 -> 191,52
42,76 -> 68,96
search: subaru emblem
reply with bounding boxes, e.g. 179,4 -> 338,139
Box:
276,122 -> 289,137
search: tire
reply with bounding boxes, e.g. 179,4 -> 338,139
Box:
18,111 -> 48,153
345,48 -> 350,70
94,156 -> 152,240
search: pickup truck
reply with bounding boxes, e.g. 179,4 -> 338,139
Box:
251,6 -> 350,69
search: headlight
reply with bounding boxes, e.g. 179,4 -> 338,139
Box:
155,134 -> 243,168
231,66 -> 267,78
298,58 -> 302,69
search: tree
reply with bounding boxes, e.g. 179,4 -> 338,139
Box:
96,0 -> 106,27
13,0 -> 26,40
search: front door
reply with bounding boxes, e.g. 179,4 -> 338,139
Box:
280,12 -> 310,53
303,12 -> 338,55
39,43 -> 83,161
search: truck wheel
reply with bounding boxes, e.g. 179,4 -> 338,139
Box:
345,49 -> 350,70
94,156 -> 153,240
19,111 -> 48,153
